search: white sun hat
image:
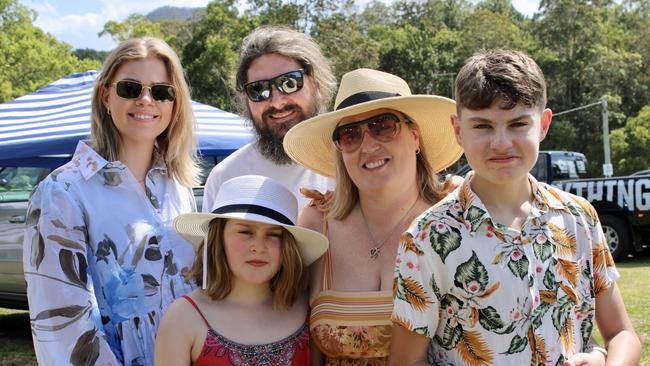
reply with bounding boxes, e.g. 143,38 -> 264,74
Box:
174,175 -> 329,288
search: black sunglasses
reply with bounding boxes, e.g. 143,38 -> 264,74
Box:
112,80 -> 176,102
332,113 -> 407,152
244,70 -> 304,102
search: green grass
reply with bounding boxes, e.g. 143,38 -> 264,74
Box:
0,308 -> 36,366
0,256 -> 648,365
592,254 -> 650,364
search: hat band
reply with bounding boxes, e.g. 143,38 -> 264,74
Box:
336,91 -> 400,110
212,204 -> 294,225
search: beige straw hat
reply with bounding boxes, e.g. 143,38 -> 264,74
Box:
283,68 -> 463,177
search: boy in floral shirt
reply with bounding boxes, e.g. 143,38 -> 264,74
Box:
389,49 -> 640,366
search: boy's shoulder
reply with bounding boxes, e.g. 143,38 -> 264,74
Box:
535,181 -> 599,220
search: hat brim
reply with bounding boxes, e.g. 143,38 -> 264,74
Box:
284,95 -> 463,177
173,212 -> 328,266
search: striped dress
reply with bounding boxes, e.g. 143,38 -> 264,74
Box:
310,249 -> 393,366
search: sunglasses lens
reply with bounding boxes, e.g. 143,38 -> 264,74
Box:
115,80 -> 143,99
245,81 -> 271,102
334,126 -> 363,152
276,72 -> 303,94
244,70 -> 304,102
368,115 -> 399,141
151,84 -> 176,102
333,114 -> 401,152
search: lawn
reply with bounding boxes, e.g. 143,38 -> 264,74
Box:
0,256 -> 648,365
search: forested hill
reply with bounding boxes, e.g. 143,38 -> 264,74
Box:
146,6 -> 203,22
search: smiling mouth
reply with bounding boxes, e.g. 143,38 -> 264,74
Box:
364,159 -> 389,169
129,113 -> 159,121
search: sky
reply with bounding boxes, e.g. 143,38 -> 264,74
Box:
22,0 -> 542,51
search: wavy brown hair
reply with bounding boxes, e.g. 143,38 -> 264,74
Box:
185,218 -> 308,310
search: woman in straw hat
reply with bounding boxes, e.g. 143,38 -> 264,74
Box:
155,175 -> 329,366
283,68 -> 462,365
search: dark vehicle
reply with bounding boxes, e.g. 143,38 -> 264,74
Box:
0,156 -> 220,309
457,151 -> 649,261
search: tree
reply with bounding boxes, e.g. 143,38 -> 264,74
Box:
611,105 -> 650,174
534,0 -> 648,173
99,14 -> 165,43
181,0 -> 253,112
0,0 -> 100,103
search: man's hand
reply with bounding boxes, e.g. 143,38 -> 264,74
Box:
562,350 -> 606,366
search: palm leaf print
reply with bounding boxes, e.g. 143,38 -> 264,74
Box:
459,183 -> 474,211
593,273 -> 610,297
559,317 -> 575,355
456,329 -> 493,366
559,283 -> 578,304
546,186 -> 565,204
403,276 -> 432,312
400,232 -> 424,255
391,314 -> 413,331
548,223 -> 577,257
539,290 -> 557,304
592,242 -> 614,272
527,327 -> 549,365
556,259 -> 579,287
570,196 -> 598,221
477,282 -> 500,300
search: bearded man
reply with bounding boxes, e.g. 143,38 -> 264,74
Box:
202,26 -> 336,211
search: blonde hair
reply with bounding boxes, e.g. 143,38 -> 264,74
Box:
91,37 -> 198,187
327,120 -> 447,220
185,218 -> 308,310
235,26 -> 336,120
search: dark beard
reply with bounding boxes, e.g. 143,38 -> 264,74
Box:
253,104 -> 311,165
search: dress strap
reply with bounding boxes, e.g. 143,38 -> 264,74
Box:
319,217 -> 334,291
182,295 -> 213,329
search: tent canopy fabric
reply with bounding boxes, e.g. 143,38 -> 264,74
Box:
0,71 -> 253,167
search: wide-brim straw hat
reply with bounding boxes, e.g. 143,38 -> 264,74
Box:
283,68 -> 463,177
174,175 -> 329,287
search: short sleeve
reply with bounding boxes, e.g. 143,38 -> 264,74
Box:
23,179 -> 121,365
590,217 -> 620,296
391,227 -> 440,339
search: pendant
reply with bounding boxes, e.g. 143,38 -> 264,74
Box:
370,247 -> 381,259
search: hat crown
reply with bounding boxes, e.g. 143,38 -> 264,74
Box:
334,69 -> 413,109
211,175 -> 297,225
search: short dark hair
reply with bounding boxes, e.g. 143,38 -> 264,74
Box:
455,49 -> 546,115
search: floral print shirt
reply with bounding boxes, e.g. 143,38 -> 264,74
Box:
392,173 -> 618,366
23,141 -> 197,366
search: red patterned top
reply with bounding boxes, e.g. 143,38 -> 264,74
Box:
183,296 -> 310,366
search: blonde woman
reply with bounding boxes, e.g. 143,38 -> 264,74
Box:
283,69 -> 462,365
23,37 -> 199,365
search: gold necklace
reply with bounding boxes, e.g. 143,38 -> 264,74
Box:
360,197 -> 420,259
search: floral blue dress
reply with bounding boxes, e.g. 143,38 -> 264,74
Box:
23,141 -> 197,366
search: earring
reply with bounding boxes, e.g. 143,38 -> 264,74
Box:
106,108 -> 111,116
415,147 -> 421,155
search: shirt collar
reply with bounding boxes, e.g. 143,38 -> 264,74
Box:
72,140 -> 168,180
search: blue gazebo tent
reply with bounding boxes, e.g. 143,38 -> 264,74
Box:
0,71 -> 253,168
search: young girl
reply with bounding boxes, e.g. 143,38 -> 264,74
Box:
155,175 -> 328,366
